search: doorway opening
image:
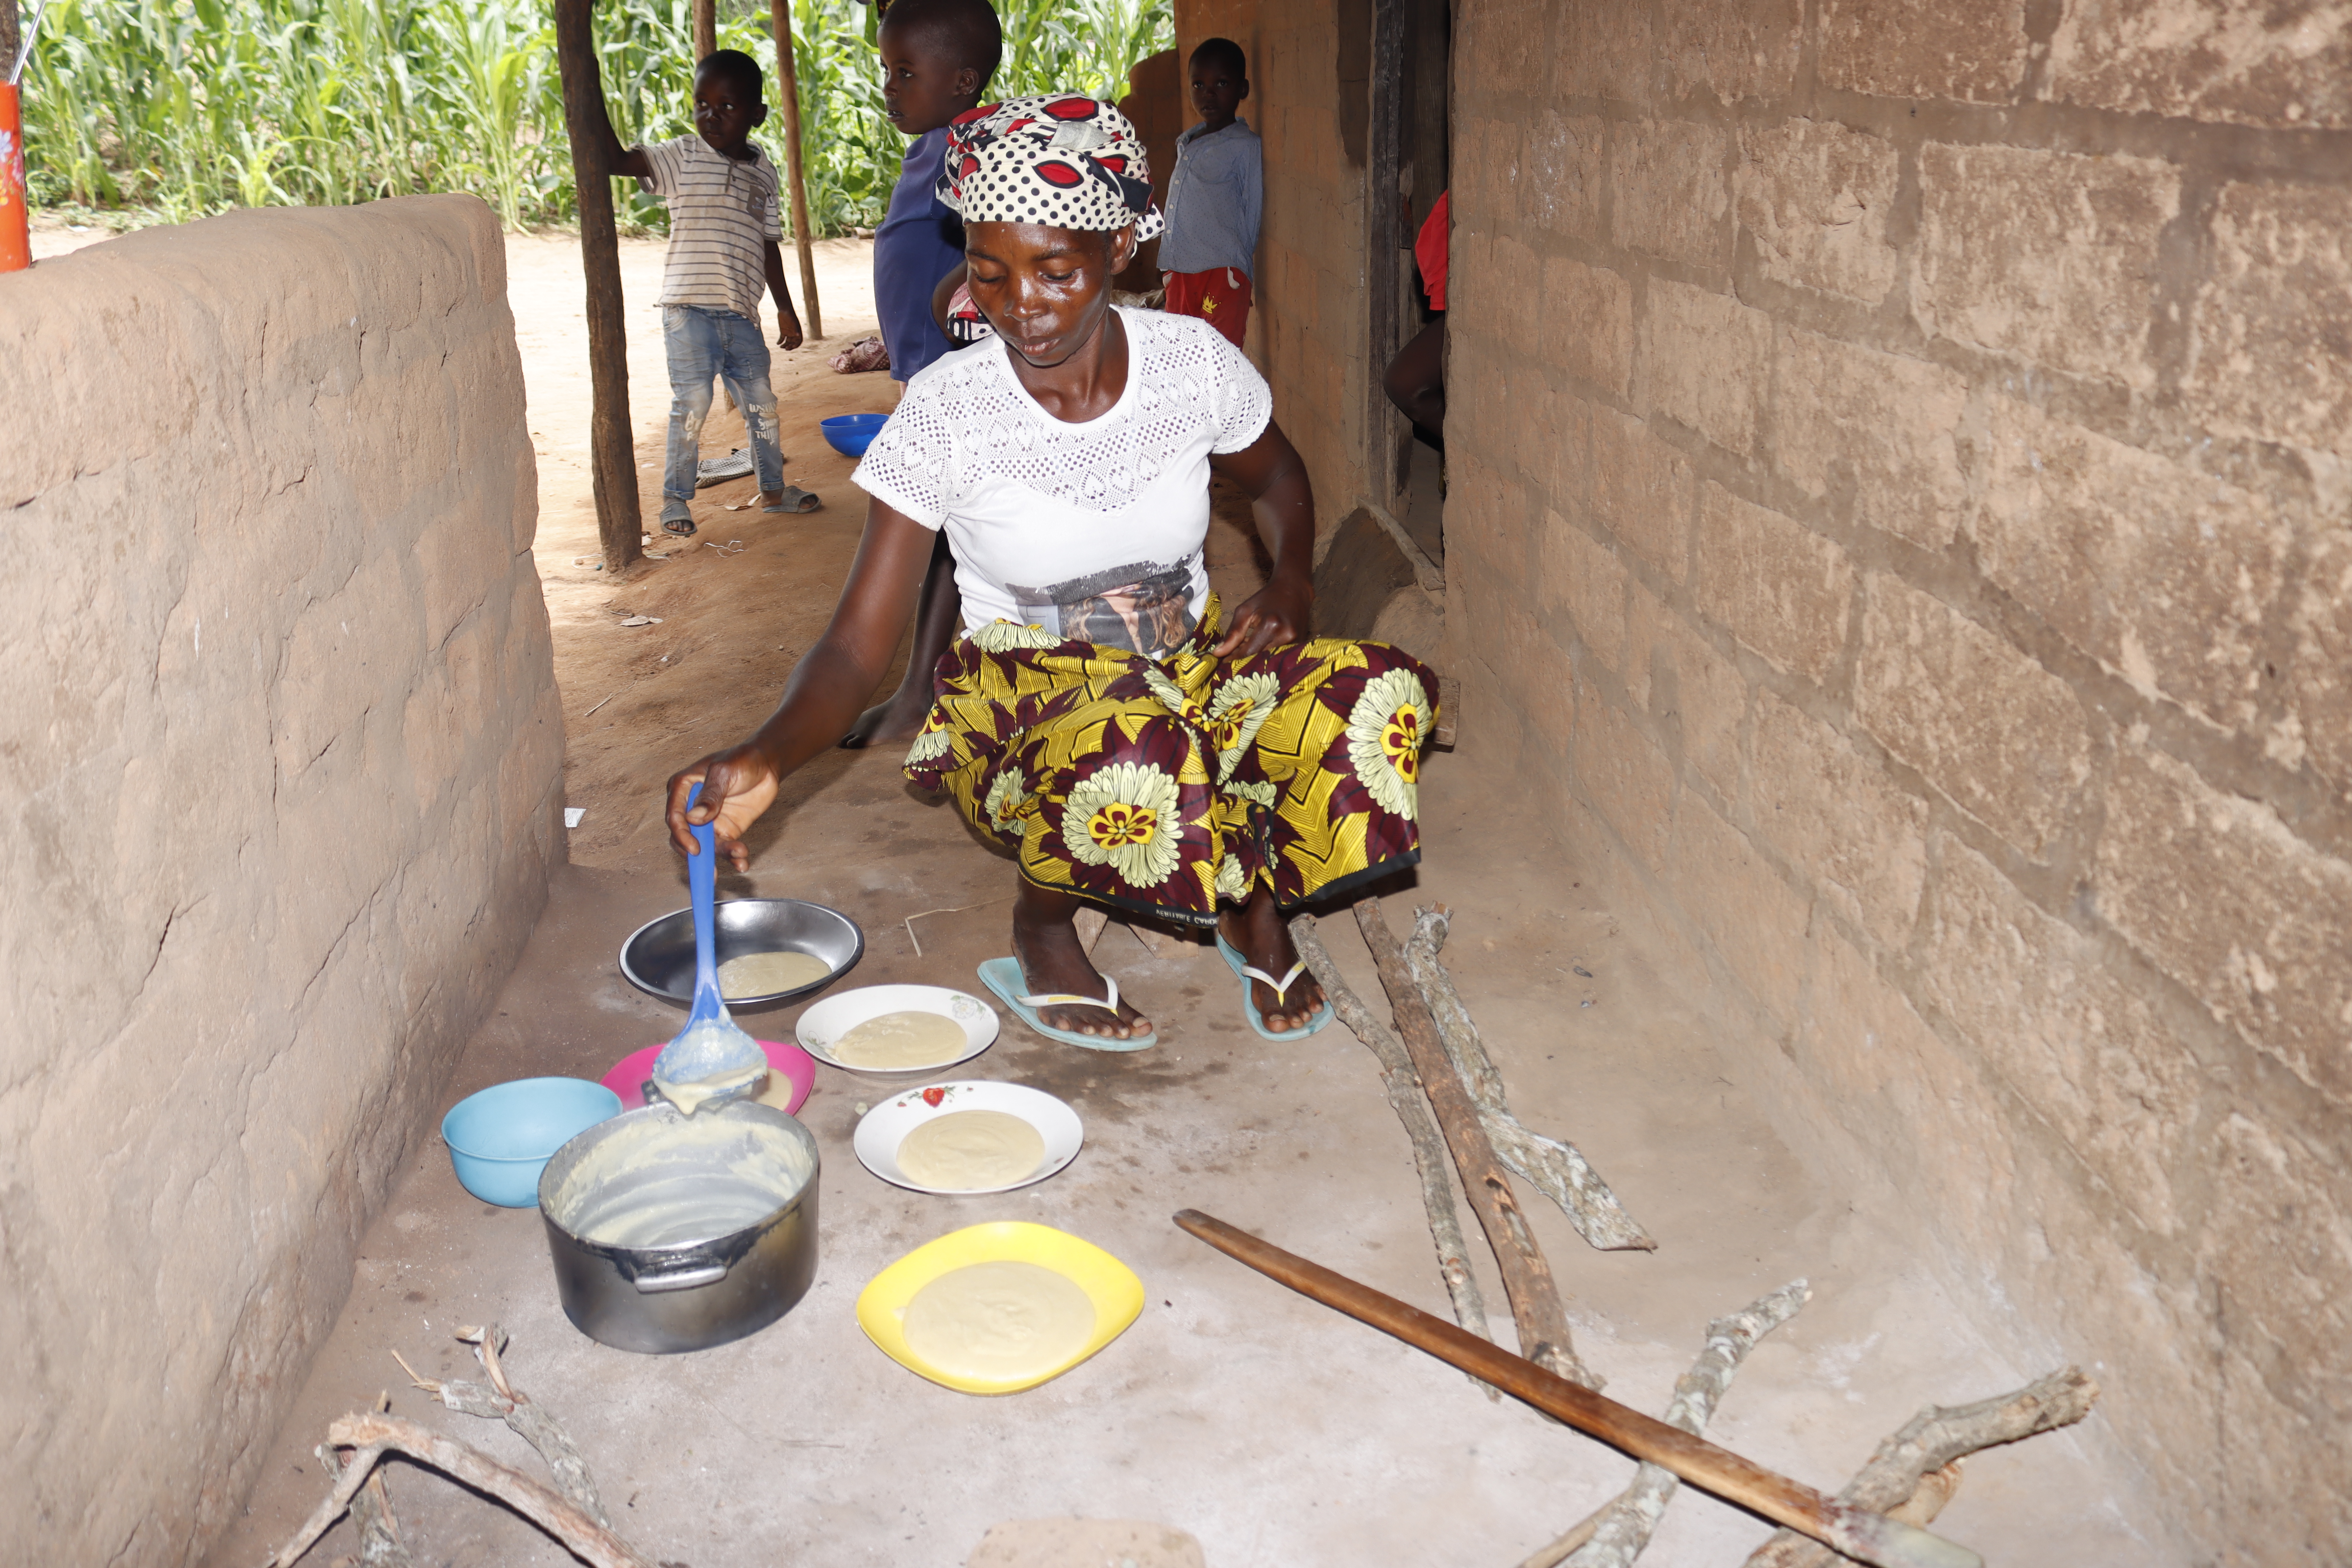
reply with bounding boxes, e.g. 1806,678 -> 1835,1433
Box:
1368,0 -> 1451,567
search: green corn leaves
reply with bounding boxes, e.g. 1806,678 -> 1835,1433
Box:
20,0 -> 1171,235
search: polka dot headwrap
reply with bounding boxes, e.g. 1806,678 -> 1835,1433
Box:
935,95 -> 1166,242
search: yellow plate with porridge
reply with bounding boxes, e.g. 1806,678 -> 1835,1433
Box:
856,1222 -> 1145,1395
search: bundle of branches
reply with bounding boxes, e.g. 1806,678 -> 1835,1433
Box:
1290,902 -> 1652,1393
271,1326 -> 664,1568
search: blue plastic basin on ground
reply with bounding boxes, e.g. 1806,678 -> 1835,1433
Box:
441,1077 -> 623,1208
821,413 -> 889,458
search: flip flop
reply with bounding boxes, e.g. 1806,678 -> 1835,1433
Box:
762,486 -> 822,514
660,500 -> 696,537
1216,934 -> 1335,1040
976,957 -> 1157,1052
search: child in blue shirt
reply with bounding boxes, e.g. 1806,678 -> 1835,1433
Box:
840,0 -> 1002,747
1159,38 -> 1261,349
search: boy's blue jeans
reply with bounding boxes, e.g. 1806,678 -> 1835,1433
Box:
662,304 -> 784,503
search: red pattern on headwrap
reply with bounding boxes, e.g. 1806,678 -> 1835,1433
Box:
934,95 -> 1167,241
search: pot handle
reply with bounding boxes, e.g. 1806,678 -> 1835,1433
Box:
633,1262 -> 729,1293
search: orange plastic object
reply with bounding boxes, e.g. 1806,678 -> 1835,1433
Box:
0,84 -> 27,273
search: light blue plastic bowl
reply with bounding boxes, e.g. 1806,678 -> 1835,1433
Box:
441,1077 -> 623,1208
821,412 -> 889,458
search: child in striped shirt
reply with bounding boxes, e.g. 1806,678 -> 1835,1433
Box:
581,49 -> 817,535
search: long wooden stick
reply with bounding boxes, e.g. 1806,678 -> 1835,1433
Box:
768,0 -> 822,339
1291,913 -> 1499,1395
552,0 -> 641,575
1172,1210 -> 1982,1568
692,0 -> 715,60
1405,907 -> 1655,1251
270,1414 -> 657,1568
1356,901 -> 1597,1389
1742,1368 -> 2098,1568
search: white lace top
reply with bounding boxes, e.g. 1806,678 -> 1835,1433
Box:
851,307 -> 1273,657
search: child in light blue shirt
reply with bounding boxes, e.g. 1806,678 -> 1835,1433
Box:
1158,37 -> 1261,348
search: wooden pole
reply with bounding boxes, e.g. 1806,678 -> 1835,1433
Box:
1291,913 -> 1499,1390
769,0 -> 823,339
692,0 -> 716,61
1356,900 -> 1596,1389
1365,0 -> 1406,506
1404,907 -> 1655,1251
1172,1211 -> 1984,1568
553,0 -> 641,573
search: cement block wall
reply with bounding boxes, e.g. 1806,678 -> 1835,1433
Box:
1437,1 -> 2350,1559
0,196 -> 563,1565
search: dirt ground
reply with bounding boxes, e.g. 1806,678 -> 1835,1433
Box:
110,224 -> 2161,1568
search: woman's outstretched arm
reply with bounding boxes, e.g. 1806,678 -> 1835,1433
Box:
665,499 -> 937,868
1208,419 -> 1316,658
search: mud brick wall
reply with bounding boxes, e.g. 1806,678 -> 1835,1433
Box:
0,196 -> 563,1565
1443,1 -> 2350,1559
1179,0 -> 1375,533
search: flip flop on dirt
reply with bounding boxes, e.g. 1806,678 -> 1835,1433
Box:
762,487 -> 822,514
659,499 -> 696,537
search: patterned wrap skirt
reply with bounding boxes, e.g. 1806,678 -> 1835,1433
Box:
904,598 -> 1439,925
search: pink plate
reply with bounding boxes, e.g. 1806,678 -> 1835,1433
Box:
600,1040 -> 816,1117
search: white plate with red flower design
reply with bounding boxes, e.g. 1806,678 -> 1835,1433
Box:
852,1081 -> 1084,1195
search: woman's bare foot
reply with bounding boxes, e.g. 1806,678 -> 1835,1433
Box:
1011,884 -> 1154,1040
838,678 -> 936,749
1218,886 -> 1325,1033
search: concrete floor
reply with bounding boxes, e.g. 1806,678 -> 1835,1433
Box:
199,239 -> 2155,1568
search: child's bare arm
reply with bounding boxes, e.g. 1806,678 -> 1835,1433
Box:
764,241 -> 804,349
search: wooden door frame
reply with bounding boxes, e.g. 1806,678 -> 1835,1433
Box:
1365,0 -> 1408,514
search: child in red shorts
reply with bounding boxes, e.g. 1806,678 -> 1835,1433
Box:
1158,38 -> 1260,349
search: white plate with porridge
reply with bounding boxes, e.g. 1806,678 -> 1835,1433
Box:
853,1081 -> 1084,1195
793,984 -> 998,1078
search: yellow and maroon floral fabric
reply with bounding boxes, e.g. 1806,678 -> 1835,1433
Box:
904,598 -> 1437,923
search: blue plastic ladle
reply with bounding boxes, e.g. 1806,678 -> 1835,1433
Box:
648,781 -> 767,1114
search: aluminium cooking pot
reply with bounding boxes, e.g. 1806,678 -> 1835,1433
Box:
537,1100 -> 820,1354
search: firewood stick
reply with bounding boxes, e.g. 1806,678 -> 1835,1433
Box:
1173,1210 -> 1982,1568
1742,1369 -> 2098,1568
1891,1463 -> 1964,1527
394,1326 -> 612,1527
1291,913 -> 1500,1396
1523,1280 -> 1809,1568
275,1441 -> 392,1568
1527,1415 -> 1961,1568
316,1444 -> 413,1568
1356,901 -> 1599,1389
1526,1367 -> 1961,1568
1405,907 -> 1655,1252
269,1415 -> 658,1568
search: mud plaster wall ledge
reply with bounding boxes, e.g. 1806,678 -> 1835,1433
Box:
0,194 -> 564,1567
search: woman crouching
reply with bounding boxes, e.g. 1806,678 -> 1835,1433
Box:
665,95 -> 1436,1046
